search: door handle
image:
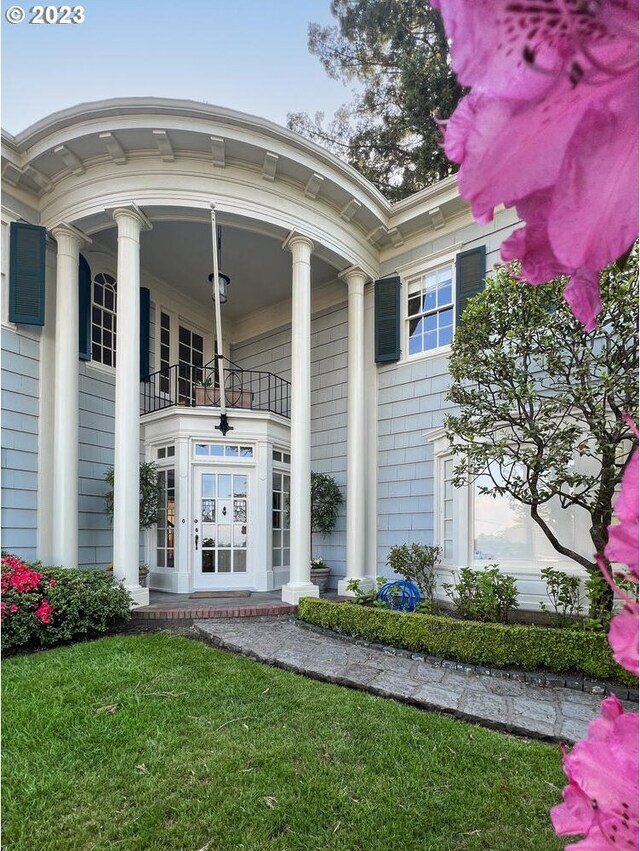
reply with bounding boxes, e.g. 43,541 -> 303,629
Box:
195,533 -> 199,551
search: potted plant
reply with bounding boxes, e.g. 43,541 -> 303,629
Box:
106,562 -> 150,587
104,462 -> 163,587
309,472 -> 343,593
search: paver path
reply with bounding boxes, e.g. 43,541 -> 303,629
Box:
194,617 -> 636,744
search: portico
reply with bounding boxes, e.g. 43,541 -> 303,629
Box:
19,98 -> 386,605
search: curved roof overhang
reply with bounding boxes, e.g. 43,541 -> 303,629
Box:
2,98 -> 471,273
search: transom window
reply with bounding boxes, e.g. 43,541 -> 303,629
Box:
91,272 -> 117,366
407,265 -> 454,356
194,443 -> 253,459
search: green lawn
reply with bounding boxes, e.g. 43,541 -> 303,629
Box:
2,633 -> 567,851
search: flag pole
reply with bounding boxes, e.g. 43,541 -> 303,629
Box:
210,204 -> 231,435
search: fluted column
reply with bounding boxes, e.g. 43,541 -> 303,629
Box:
51,224 -> 89,567
112,206 -> 151,608
281,233 -> 319,605
338,267 -> 371,595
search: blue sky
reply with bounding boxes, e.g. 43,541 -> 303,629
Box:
1,0 -> 355,134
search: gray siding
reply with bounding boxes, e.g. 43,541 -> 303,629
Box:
375,209 -> 519,573
231,301 -> 350,581
78,365 -> 115,567
1,327 -> 40,559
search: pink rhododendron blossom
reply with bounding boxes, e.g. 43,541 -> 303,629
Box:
551,696 -> 639,849
606,445 -> 639,579
433,0 -> 639,330
607,601 -> 639,677
34,599 -> 54,625
9,604 -> 18,614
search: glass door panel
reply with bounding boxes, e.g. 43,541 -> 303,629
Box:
194,470 -> 248,586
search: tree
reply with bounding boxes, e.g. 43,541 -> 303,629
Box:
444,252 -> 638,594
287,0 -> 462,200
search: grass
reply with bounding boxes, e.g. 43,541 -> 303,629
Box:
2,632 -> 567,851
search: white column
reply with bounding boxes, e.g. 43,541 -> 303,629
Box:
112,206 -> 151,608
51,224 -> 88,567
338,268 -> 372,595
281,234 -> 319,605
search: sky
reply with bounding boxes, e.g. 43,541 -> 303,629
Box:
1,0 -> 356,135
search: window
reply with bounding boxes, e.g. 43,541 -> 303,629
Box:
272,470 -> 290,568
407,264 -> 454,356
159,311 -> 171,393
194,443 -> 253,459
156,468 -> 175,568
91,272 -> 117,366
428,428 -> 592,576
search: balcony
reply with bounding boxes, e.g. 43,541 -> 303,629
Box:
141,357 -> 291,418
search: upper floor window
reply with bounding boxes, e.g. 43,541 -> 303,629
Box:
91,272 -> 117,367
407,264 -> 454,356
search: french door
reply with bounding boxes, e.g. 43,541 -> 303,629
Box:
192,467 -> 250,589
177,324 -> 204,405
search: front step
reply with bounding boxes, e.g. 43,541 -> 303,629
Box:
132,601 -> 296,626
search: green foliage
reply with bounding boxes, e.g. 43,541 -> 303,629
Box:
298,598 -> 637,686
540,568 -> 583,626
345,576 -> 387,606
104,461 -> 163,530
445,252 -> 639,580
386,543 -> 441,601
584,572 -> 615,631
2,565 -> 131,653
288,1 -> 463,200
2,633 -> 567,851
443,565 -> 519,624
310,472 -> 343,536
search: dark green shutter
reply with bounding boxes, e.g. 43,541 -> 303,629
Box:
78,254 -> 92,360
9,222 -> 46,325
374,275 -> 401,363
140,287 -> 150,380
456,245 -> 486,323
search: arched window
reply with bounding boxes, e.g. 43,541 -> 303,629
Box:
91,272 -> 117,366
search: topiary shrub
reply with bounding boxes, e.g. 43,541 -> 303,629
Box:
104,461 -> 163,529
297,598 -> 637,686
1,555 -> 131,653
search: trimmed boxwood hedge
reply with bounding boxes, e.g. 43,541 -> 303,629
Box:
297,598 -> 637,686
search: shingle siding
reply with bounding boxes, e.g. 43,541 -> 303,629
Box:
1,326 -> 40,559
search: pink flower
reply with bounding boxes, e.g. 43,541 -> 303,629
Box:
606,448 -> 639,580
433,0 -> 639,330
34,599 -> 54,625
608,602 -> 639,677
9,604 -> 18,614
48,579 -> 58,587
551,696 -> 639,849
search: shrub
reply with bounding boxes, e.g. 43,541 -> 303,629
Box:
386,544 -> 441,601
345,576 -> 387,606
104,461 -> 163,529
297,598 -> 637,686
540,567 -> 583,626
1,555 -> 131,653
443,564 -> 519,623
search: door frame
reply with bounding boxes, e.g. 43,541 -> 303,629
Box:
191,464 -> 254,591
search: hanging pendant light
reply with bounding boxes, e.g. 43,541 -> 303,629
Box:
208,224 -> 230,303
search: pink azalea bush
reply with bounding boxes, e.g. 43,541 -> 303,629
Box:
1,554 -> 131,652
433,0 -> 639,330
432,2 -> 639,848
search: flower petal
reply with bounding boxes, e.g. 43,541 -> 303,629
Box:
562,268 -> 602,332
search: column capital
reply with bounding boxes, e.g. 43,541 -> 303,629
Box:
51,222 -> 91,252
338,265 -> 369,289
111,204 -> 153,235
282,230 -> 314,256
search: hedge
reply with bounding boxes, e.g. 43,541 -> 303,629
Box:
2,556 -> 131,653
297,598 -> 637,686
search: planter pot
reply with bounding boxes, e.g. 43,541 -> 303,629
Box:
310,567 -> 331,594
195,385 -> 253,409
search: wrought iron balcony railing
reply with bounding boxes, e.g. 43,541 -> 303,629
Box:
141,357 -> 291,419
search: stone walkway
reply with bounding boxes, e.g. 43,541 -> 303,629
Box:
194,617 -> 637,745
